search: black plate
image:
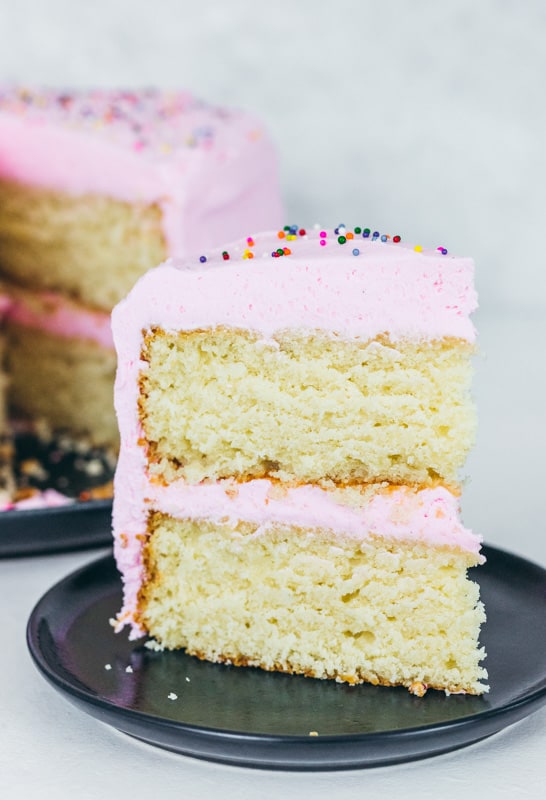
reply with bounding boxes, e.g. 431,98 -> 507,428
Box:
0,500 -> 113,558
26,545 -> 546,770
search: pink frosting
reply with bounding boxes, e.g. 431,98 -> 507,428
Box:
111,227 -> 480,637
0,87 -> 283,254
6,289 -> 114,348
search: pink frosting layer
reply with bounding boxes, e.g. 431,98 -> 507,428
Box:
0,87 -> 283,254
6,289 -> 114,348
111,228 -> 479,637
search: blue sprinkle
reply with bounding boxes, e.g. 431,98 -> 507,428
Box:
441,248 -> 448,255
372,231 -> 380,239
334,227 -> 339,235
363,230 -> 370,238
381,235 -> 387,242
199,255 -> 207,263
352,248 -> 360,256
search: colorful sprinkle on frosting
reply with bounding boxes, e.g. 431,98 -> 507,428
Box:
188,227 -> 454,266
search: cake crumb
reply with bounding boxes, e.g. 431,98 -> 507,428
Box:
309,731 -> 319,737
104,664 -> 112,671
409,681 -> 428,697
144,638 -> 165,651
168,692 -> 178,700
125,665 -> 133,673
185,677 -> 191,682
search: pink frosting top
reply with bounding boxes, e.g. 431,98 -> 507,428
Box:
111,226 -> 480,637
0,87 -> 283,254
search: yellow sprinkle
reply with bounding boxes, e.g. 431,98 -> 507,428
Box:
414,245 -> 423,252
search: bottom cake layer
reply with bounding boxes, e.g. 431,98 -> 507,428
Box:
136,512 -> 488,695
5,322 -> 118,447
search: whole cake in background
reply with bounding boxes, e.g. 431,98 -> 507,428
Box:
0,86 -> 283,450
112,225 -> 488,696
0,291 -> 14,504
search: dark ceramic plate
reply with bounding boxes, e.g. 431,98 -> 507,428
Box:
26,546 -> 546,770
0,500 -> 113,558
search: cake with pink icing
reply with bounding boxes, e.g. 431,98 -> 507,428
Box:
0,291 -> 14,503
0,86 -> 283,446
111,224 -> 488,695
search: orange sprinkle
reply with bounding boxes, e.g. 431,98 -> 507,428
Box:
346,232 -> 354,240
277,230 -> 286,239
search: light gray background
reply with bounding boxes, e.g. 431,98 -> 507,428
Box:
1,3 -> 545,797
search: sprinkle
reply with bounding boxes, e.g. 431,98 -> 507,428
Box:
381,235 -> 387,242
247,237 -> 255,246
199,255 -> 207,263
393,235 -> 401,243
414,245 -> 423,252
320,239 -> 327,247
352,248 -> 360,256
283,247 -> 291,255
437,246 -> 448,255
346,232 -> 354,240
338,235 -> 347,244
222,251 -> 230,260
168,692 -> 178,700
299,228 -> 306,236
276,248 -> 284,256
286,234 -> 297,241
363,228 -> 371,238
372,231 -> 380,240
277,230 -> 286,239
354,226 -> 362,234
319,231 -> 327,238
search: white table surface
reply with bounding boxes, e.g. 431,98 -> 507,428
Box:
1,308 -> 545,800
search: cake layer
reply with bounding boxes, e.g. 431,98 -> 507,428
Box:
140,327 -> 475,486
0,87 -> 283,256
136,514 -> 487,694
6,324 -> 118,446
0,179 -> 166,311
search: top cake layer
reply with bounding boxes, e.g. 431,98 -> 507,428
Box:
0,87 -> 281,253
112,225 -> 477,358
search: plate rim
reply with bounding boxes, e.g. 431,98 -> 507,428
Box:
25,544 -> 546,768
0,498 -> 113,558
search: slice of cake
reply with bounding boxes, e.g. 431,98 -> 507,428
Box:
112,225 -> 488,695
0,87 -> 283,447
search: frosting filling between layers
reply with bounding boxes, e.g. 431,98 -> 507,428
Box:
5,287 -> 114,348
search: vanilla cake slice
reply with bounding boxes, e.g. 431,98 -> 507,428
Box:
111,225 -> 488,695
